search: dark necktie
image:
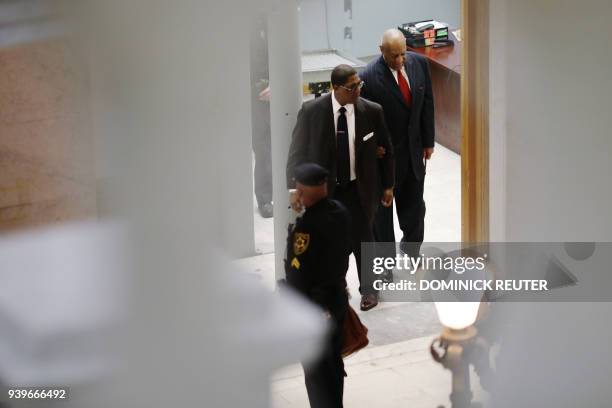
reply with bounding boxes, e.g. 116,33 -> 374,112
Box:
336,106 -> 350,186
397,70 -> 412,107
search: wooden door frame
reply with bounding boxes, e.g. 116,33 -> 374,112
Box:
461,0 -> 489,243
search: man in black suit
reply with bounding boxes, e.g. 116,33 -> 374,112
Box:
287,64 -> 395,311
360,28 -> 435,262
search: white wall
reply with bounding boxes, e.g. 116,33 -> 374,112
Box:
90,0 -> 257,257
490,0 -> 612,241
488,2 -> 612,405
298,0 -> 460,58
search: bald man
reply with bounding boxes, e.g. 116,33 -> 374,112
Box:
360,28 -> 435,263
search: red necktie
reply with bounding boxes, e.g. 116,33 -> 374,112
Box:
397,70 -> 412,107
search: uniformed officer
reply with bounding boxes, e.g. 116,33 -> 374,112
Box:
285,162 -> 351,408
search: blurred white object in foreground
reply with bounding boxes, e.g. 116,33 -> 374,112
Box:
0,221 -> 129,385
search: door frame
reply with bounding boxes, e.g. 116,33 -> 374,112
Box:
461,0 -> 489,243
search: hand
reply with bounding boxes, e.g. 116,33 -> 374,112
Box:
381,188 -> 394,207
289,189 -> 303,212
258,86 -> 271,101
423,147 -> 434,160
376,146 -> 386,159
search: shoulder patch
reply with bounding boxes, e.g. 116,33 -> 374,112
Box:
291,257 -> 300,269
293,232 -> 310,255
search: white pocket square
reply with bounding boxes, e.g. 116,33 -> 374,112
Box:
363,132 -> 374,141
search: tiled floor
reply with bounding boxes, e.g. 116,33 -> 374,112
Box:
244,143 -> 464,407
270,336 -> 453,408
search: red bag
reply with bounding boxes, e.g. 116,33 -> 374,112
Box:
341,305 -> 369,358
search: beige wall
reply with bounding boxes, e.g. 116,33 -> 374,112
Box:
0,40 -> 96,232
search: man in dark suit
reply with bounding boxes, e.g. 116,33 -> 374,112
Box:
287,64 -> 395,311
360,28 -> 435,262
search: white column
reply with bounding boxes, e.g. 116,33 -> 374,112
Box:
268,0 -> 302,281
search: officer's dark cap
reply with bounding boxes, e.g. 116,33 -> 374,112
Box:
294,163 -> 329,186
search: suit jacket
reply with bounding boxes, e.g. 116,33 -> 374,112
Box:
360,52 -> 434,182
286,94 -> 394,223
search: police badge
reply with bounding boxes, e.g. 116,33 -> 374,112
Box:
293,232 -> 310,255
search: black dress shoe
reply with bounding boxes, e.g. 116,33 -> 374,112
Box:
360,293 -> 379,311
258,202 -> 273,218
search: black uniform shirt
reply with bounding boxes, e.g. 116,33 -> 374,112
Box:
285,198 -> 351,312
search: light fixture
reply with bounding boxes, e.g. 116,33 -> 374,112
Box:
434,301 -> 480,330
430,301 -> 493,408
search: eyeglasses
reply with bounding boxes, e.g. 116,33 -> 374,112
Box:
339,81 -> 365,92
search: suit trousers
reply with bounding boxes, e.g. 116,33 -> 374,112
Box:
303,307 -> 346,408
333,181 -> 376,295
374,167 -> 425,258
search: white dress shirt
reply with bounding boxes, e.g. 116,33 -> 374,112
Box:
331,91 -> 356,181
389,65 -> 411,89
